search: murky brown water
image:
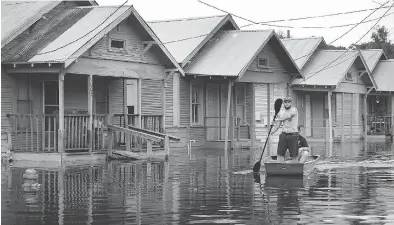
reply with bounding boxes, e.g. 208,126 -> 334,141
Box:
2,141 -> 394,225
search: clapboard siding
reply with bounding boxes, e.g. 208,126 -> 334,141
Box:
179,76 -> 190,126
189,127 -> 205,143
141,79 -> 163,115
248,41 -> 287,76
1,70 -> 14,132
88,16 -> 163,65
254,84 -> 268,141
165,75 -> 174,126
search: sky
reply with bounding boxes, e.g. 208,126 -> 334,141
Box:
96,0 -> 394,48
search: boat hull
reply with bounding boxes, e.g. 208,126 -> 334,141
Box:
264,155 -> 320,177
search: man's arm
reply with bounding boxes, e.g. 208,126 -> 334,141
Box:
270,119 -> 282,134
277,108 -> 298,121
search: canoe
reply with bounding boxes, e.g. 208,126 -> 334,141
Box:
264,155 -> 320,177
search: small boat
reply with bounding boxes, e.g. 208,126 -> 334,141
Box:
264,155 -> 320,177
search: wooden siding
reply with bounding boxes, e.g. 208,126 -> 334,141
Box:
247,42 -> 288,77
254,83 -> 287,141
311,93 -> 325,138
110,78 -> 124,127
1,70 -> 14,132
179,76 -> 190,126
87,15 -> 165,65
165,75 -> 174,127
141,79 -> 163,115
244,83 -> 253,139
189,127 -> 205,145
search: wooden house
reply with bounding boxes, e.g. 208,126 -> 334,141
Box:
1,2 -> 184,155
360,50 -> 393,136
366,57 -> 394,136
283,37 -> 377,142
149,13 -> 302,149
148,15 -> 240,148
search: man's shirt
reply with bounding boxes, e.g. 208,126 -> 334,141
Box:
277,107 -> 298,133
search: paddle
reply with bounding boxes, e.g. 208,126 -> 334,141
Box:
253,98 -> 283,173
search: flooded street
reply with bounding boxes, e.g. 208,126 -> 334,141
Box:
2,141 -> 394,225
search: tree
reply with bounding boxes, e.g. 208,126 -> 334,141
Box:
326,44 -> 347,50
276,30 -> 291,39
349,25 -> 394,59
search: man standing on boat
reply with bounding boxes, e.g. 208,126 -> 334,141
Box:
270,96 -> 299,163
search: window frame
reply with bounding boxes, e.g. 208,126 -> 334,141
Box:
190,82 -> 204,126
108,37 -> 127,53
16,75 -> 33,131
345,72 -> 353,81
257,57 -> 269,69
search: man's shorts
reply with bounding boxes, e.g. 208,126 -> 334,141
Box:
277,132 -> 299,158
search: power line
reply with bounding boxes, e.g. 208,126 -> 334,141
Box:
29,0 -> 129,57
198,0 -> 393,29
301,1 -> 393,83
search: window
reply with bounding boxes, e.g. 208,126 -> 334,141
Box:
191,84 -> 203,125
110,39 -> 125,49
345,72 -> 353,81
257,57 -> 269,69
16,75 -> 33,130
235,84 -> 246,124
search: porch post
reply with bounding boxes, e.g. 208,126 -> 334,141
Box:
58,70 -> 65,154
138,79 -> 142,128
251,83 -> 256,151
364,88 -> 373,141
88,74 -> 93,153
162,79 -> 166,133
391,93 -> 394,136
350,93 -> 353,140
224,79 -> 233,152
341,93 -> 344,141
328,91 -> 333,143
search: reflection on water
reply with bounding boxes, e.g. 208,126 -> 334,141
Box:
1,141 -> 394,225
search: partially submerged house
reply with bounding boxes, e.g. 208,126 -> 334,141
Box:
183,30 -> 302,148
360,50 -> 392,136
366,58 -> 394,136
290,47 -> 377,141
1,3 -> 184,155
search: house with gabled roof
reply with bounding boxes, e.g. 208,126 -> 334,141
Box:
1,3 -> 184,156
289,46 -> 377,142
359,50 -> 392,136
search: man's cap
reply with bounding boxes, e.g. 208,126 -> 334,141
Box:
283,96 -> 292,102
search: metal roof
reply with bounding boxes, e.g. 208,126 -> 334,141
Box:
293,50 -> 359,86
281,37 -> 324,70
147,15 -> 236,64
1,1 -> 60,48
184,30 -> 274,76
2,6 -> 131,64
372,60 -> 394,92
360,49 -> 387,72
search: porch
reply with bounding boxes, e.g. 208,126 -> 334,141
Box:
366,94 -> 393,135
185,76 -> 254,148
6,114 -> 164,153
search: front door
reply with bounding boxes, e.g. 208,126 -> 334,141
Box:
206,83 -> 220,140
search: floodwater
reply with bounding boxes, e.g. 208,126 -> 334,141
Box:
2,141 -> 394,225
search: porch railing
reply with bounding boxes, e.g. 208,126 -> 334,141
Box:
112,114 -> 164,147
7,114 -> 109,153
367,115 -> 392,135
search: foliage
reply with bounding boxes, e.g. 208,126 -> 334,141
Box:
349,25 -> 394,59
326,44 -> 347,50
